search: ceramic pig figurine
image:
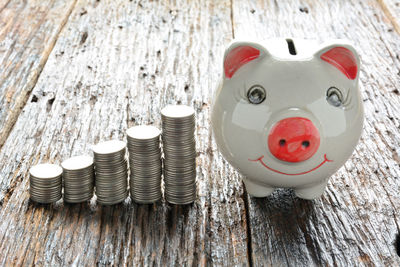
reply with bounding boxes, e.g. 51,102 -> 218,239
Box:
211,39 -> 363,199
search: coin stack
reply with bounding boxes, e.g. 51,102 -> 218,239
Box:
161,105 -> 197,204
127,125 -> 162,204
29,163 -> 62,204
61,155 -> 94,203
92,140 -> 128,205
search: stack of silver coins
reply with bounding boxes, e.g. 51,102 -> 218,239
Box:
127,125 -> 162,204
61,155 -> 94,203
92,140 -> 128,205
29,163 -> 62,204
161,105 -> 197,204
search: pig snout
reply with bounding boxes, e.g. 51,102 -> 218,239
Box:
268,117 -> 320,163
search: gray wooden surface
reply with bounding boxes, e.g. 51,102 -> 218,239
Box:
0,0 -> 399,266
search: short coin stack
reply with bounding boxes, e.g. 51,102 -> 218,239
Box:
127,125 -> 162,204
61,155 -> 94,203
161,105 -> 197,204
29,163 -> 62,204
93,140 -> 128,205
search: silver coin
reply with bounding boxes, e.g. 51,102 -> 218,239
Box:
130,193 -> 161,199
29,163 -> 63,204
96,195 -> 127,203
29,193 -> 61,200
131,182 -> 161,188
129,152 -> 161,159
92,140 -> 129,204
126,125 -> 162,204
30,164 -> 63,179
93,140 -> 126,154
62,171 -> 94,178
161,105 -> 195,118
129,166 -> 161,172
165,193 -> 196,201
61,155 -> 93,170
30,191 -> 62,197
130,192 -> 161,198
131,174 -> 162,180
30,196 -> 61,204
127,141 -> 160,146
30,180 -> 62,188
165,196 -> 196,205
64,185 -> 93,192
163,165 -> 196,173
61,155 -> 95,203
95,181 -> 127,189
95,157 -> 128,166
95,167 -> 128,175
131,198 -> 161,204
64,191 -> 93,200
127,125 -> 160,140
164,180 -> 196,187
161,105 -> 197,204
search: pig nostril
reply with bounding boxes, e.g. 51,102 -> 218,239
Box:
302,140 -> 310,148
279,139 -> 286,147
268,117 -> 320,162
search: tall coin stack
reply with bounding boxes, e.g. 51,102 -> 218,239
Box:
93,140 -> 128,205
29,163 -> 62,204
161,105 -> 197,204
127,125 -> 162,204
61,155 -> 94,203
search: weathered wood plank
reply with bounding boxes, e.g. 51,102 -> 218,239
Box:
232,0 -> 400,265
0,0 -> 77,147
378,0 -> 400,34
0,0 -> 249,266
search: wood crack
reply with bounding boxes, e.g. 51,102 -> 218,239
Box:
376,0 -> 400,34
0,0 -> 12,14
241,184 -> 253,267
230,0 -> 235,39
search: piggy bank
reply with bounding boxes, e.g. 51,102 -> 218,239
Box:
211,39 -> 363,199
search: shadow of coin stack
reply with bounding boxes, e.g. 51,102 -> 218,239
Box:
127,125 -> 162,204
61,155 -> 94,203
161,105 -> 197,204
93,140 -> 128,205
29,163 -> 62,204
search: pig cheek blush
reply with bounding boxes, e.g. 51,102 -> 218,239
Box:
211,38 -> 364,199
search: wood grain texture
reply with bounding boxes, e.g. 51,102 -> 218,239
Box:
378,0 -> 400,34
0,0 -> 77,147
0,0 -> 250,266
0,0 -> 400,266
232,0 -> 400,265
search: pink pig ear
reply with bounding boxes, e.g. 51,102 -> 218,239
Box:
223,42 -> 267,79
316,43 -> 360,80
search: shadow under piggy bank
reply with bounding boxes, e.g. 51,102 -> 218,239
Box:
247,189 -> 323,264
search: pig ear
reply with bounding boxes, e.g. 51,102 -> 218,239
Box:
315,42 -> 360,80
223,41 -> 268,79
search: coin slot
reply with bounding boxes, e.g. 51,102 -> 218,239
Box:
286,39 -> 297,55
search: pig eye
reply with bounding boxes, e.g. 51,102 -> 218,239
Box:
326,87 -> 343,107
247,85 -> 266,104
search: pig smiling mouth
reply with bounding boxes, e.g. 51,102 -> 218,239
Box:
249,154 -> 333,176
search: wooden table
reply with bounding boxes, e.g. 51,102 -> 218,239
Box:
0,0 -> 399,265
